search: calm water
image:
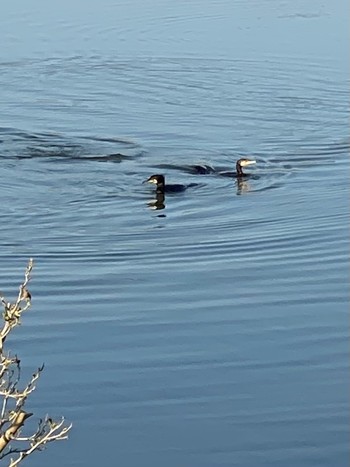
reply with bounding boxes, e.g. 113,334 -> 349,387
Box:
0,1 -> 349,466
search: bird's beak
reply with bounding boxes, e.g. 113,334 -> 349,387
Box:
145,177 -> 158,185
244,160 -> 256,166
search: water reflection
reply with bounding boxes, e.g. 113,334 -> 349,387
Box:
236,177 -> 252,195
147,192 -> 166,210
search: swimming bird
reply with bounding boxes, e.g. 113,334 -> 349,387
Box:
145,174 -> 196,194
226,158 -> 256,177
189,158 -> 256,177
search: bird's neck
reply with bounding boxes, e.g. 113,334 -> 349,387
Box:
236,161 -> 243,176
156,181 -> 165,193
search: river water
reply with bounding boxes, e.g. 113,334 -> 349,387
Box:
0,1 -> 349,466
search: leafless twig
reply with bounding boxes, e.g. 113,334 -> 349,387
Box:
0,260 -> 71,465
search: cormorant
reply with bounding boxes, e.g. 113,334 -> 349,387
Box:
232,158 -> 256,177
145,174 -> 196,193
190,158 -> 256,176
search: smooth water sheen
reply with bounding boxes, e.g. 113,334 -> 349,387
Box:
0,1 -> 349,466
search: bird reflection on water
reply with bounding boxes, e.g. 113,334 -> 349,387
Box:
236,177 -> 252,195
147,191 -> 166,211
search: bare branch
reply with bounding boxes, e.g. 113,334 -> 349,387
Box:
0,259 -> 34,350
0,260 -> 72,465
0,410 -> 32,452
7,417 -> 72,467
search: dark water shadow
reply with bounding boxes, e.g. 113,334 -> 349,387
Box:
0,127 -> 145,162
